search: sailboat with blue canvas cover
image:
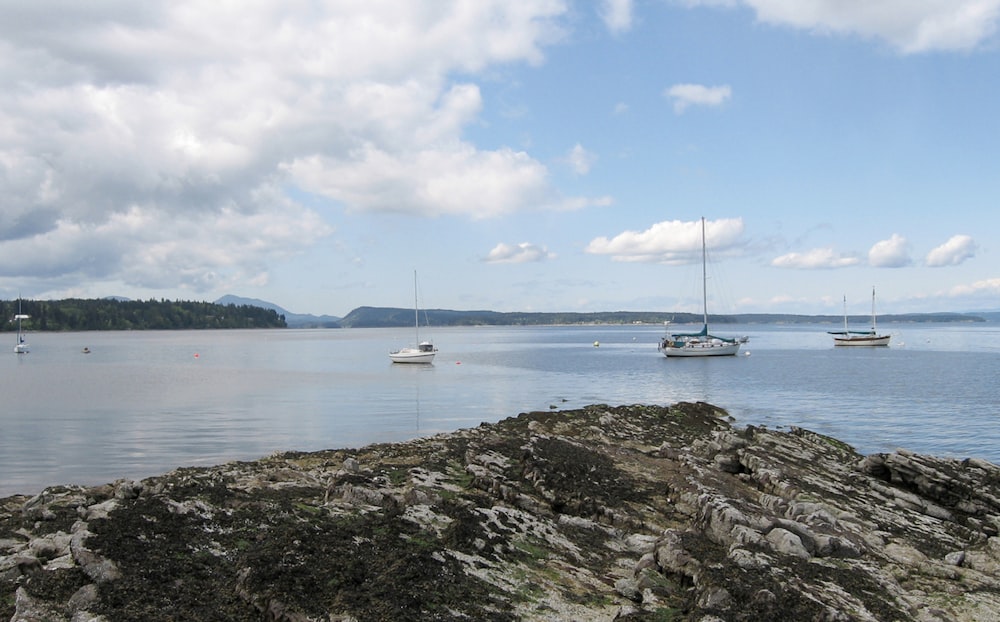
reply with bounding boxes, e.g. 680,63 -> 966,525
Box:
658,218 -> 746,357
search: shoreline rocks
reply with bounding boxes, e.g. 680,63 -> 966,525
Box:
3,402 -> 1000,621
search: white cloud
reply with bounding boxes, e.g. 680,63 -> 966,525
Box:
585,218 -> 744,263
286,144 -> 555,220
868,234 -> 912,267
926,234 -> 977,267
681,0 -> 1000,53
947,277 -> 1000,297
770,247 -> 861,269
0,2 -> 587,294
0,199 -> 332,292
563,143 -> 597,175
665,84 -> 732,114
601,0 -> 634,34
485,242 -> 555,264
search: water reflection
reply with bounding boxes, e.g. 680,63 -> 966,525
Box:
1,323 -> 998,496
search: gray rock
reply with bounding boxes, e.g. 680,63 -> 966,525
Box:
765,527 -> 811,559
3,402 -> 1000,621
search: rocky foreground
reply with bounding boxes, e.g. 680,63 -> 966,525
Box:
4,402 -> 1000,621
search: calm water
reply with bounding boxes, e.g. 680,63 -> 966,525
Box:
2,323 -> 998,497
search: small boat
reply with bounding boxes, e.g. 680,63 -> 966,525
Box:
659,218 -> 745,357
829,288 -> 891,347
12,298 -> 29,354
390,271 -> 437,364
389,340 -> 437,364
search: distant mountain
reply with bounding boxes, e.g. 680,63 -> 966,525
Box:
214,295 -> 341,328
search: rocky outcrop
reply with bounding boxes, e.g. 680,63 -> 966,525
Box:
3,402 -> 1000,621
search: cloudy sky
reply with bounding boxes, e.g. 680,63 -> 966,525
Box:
2,0 -> 998,317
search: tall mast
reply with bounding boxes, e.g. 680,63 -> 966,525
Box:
701,217 -> 708,329
871,287 -> 877,332
413,270 -> 419,343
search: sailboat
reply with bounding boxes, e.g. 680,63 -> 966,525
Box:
13,298 -> 30,354
829,288 -> 890,347
659,218 -> 745,357
389,271 -> 437,364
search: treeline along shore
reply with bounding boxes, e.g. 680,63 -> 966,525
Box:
1,299 -> 286,331
2,297 -> 992,331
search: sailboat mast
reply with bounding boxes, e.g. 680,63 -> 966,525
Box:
701,217 -> 708,329
413,270 -> 419,343
871,287 -> 877,332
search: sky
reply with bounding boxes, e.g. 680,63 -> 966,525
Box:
2,1 -> 999,318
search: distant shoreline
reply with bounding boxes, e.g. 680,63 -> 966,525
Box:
5,297 -> 996,330
331,306 -> 992,329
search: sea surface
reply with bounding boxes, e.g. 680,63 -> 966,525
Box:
2,322 -> 999,497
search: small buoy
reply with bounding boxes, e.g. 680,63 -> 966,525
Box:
744,351 -> 751,356
593,341 -> 600,347
194,353 -> 200,358
456,361 -> 461,365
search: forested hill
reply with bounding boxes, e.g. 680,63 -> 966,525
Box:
2,298 -> 285,331
338,306 -> 985,328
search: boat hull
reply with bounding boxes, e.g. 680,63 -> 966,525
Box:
660,339 -> 741,357
389,347 -> 436,364
833,335 -> 890,347
662,345 -> 741,357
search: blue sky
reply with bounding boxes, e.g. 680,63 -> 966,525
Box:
1,1 -> 998,317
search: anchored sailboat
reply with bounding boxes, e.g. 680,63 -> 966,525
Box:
829,288 -> 890,347
13,298 -> 29,354
659,218 -> 746,357
389,271 -> 437,364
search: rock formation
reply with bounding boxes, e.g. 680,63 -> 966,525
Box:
3,402 -> 1000,621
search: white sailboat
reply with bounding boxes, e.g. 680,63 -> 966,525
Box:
13,298 -> 29,354
389,271 -> 437,364
659,218 -> 745,357
829,288 -> 890,347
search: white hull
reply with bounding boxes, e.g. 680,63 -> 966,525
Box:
389,346 -> 436,364
832,334 -> 890,347
14,343 -> 28,354
661,340 -> 741,357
